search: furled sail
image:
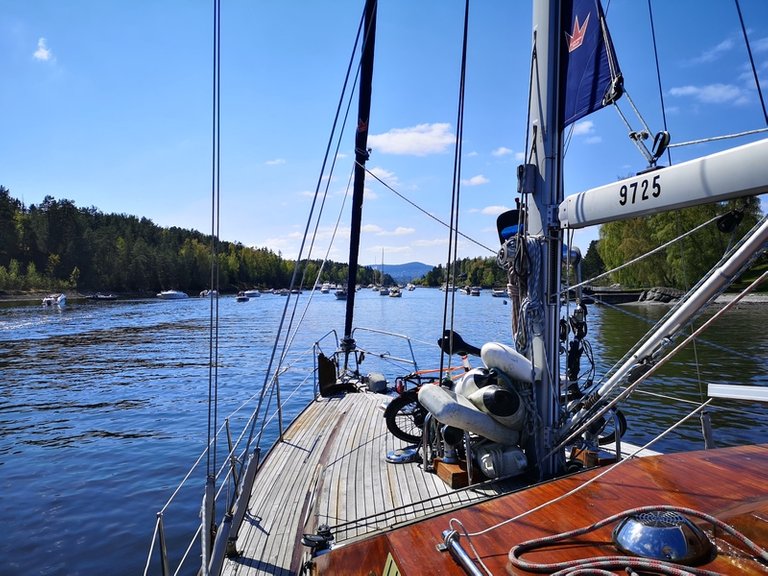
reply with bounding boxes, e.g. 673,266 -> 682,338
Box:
560,0 -> 623,128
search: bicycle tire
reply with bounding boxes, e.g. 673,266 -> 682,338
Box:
384,390 -> 426,444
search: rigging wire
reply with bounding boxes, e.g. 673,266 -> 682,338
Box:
647,0 -> 672,167
563,212 -> 725,293
735,0 -> 768,126
206,0 -> 221,483
667,127 -> 768,148
360,164 -> 497,255
439,0 -> 470,379
240,4 -> 368,460
557,270 -> 768,453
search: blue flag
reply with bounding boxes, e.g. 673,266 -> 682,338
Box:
560,0 -> 622,128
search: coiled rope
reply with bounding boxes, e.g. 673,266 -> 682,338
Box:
509,505 -> 768,575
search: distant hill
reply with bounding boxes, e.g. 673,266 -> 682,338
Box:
367,261 -> 433,283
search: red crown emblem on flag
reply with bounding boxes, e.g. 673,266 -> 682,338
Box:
566,13 -> 590,53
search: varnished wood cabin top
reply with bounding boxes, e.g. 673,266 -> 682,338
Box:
313,443 -> 768,575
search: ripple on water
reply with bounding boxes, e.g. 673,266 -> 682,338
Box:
0,294 -> 766,575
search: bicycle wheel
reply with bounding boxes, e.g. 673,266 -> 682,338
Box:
384,390 -> 426,444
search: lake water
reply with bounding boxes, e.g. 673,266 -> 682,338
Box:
1,289 -> 766,575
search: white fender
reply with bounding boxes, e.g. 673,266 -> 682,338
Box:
481,342 -> 537,383
453,368 -> 490,398
467,385 -> 526,430
418,385 -> 520,445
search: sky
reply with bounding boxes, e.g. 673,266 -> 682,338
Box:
2,1 -> 767,267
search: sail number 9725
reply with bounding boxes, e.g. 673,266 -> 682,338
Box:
618,175 -> 661,206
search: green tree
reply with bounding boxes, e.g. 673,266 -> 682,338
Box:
581,240 -> 605,282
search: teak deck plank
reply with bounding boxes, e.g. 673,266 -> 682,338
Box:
222,392 -> 470,576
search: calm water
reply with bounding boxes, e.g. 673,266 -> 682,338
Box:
1,289 -> 766,575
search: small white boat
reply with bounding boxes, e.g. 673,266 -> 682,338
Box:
235,291 -> 249,302
334,287 -> 347,300
243,289 -> 260,298
491,288 -> 507,298
42,293 -> 66,307
470,286 -> 481,296
320,283 -> 331,294
156,290 -> 188,300
388,286 -> 402,297
200,289 -> 218,298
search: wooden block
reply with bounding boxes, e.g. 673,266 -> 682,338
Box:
434,459 -> 485,488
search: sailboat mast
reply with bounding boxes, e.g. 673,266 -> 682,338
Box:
343,0 -> 377,346
525,0 -> 565,479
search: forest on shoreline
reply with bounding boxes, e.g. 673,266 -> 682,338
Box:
1,186 -> 763,296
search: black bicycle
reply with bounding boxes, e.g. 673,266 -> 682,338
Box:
384,374 -> 436,443
384,330 -> 480,443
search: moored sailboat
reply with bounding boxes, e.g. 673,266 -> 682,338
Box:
148,1 -> 768,575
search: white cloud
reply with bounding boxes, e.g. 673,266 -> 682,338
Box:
33,37 -> 53,62
691,38 -> 734,64
363,185 -> 379,200
413,237 -> 449,248
571,120 -> 594,136
362,224 -> 415,236
481,205 -> 510,216
369,166 -> 398,186
585,136 -> 602,144
265,158 -> 285,165
492,146 -> 514,157
669,83 -> 749,105
368,123 -> 454,156
462,174 -> 489,186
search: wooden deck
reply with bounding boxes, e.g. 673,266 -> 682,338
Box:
221,391 -> 518,576
221,391 -> 768,576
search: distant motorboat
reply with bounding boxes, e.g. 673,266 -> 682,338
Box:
200,289 -> 218,298
320,283 -> 331,294
334,287 -> 347,300
388,286 -> 402,297
236,291 -> 249,302
491,288 -> 507,298
243,289 -> 260,298
156,290 -> 188,300
379,287 -> 390,296
406,283 -> 416,291
86,292 -> 117,301
42,293 -> 66,307
470,286 -> 481,296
